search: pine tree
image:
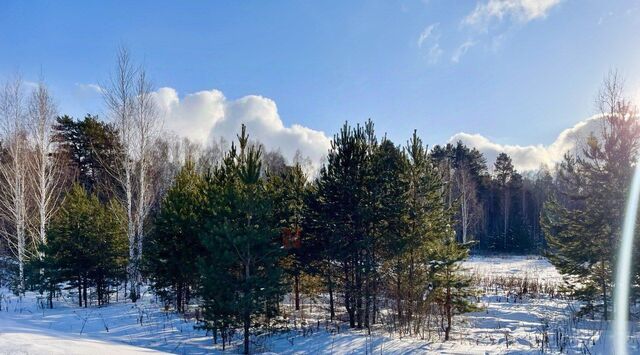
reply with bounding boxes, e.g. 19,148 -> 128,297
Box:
397,130 -> 446,335
41,184 -> 127,307
53,115 -> 123,201
267,163 -> 308,311
199,125 -> 284,354
300,180 -> 340,321
542,73 -> 640,319
367,138 -> 408,327
494,153 -> 515,249
430,230 -> 477,341
314,121 -> 370,328
144,161 -> 204,313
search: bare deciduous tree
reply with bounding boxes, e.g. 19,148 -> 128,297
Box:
454,162 -> 480,243
27,80 -> 64,248
103,47 -> 161,300
132,67 -> 161,274
103,47 -> 138,299
0,77 -> 30,291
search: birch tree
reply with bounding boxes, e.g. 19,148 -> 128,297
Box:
103,47 -> 138,300
454,162 -> 480,243
132,67 -> 161,278
0,77 -> 30,291
103,47 -> 161,300
27,80 -> 63,249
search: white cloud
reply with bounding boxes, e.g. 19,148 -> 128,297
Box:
447,116 -> 604,171
153,87 -> 331,172
427,43 -> 443,63
418,23 -> 439,48
75,83 -> 104,94
416,1 -> 561,65
463,0 -> 562,29
153,88 -> 225,145
417,23 -> 443,63
451,40 -> 476,63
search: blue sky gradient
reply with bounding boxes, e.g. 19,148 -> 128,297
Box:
1,0 -> 639,153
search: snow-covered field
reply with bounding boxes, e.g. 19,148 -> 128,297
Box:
0,317 -> 163,354
1,255 -> 637,354
464,255 -> 562,283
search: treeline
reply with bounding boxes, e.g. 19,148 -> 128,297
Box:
0,49 -> 485,353
430,143 -> 553,252
143,122 -> 479,353
5,113 -> 483,352
2,48 -> 636,352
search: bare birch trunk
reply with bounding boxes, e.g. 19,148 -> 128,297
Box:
27,80 -> 63,252
133,67 -> 160,297
0,77 -> 29,292
104,47 -> 161,300
104,47 -> 138,300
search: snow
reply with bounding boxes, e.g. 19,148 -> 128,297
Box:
0,318 -> 164,354
463,255 -> 563,285
0,255 -> 637,354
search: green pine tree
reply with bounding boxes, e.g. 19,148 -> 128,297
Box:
41,184 -> 127,307
314,121 -> 370,328
144,160 -> 204,313
198,125 -> 284,354
368,137 -> 408,327
267,163 -> 308,311
398,130 -> 447,335
542,75 -> 640,320
430,230 -> 477,341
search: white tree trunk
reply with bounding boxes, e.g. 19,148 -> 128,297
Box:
27,81 -> 62,251
0,77 -> 30,292
103,48 -> 161,300
455,164 -> 478,244
133,67 -> 160,297
104,47 -> 139,299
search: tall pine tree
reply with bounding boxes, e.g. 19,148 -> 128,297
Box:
199,125 -> 284,354
543,73 -> 640,319
144,161 -> 204,313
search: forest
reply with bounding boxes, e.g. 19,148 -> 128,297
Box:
1,49 -> 639,354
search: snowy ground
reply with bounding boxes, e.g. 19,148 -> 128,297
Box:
0,317 -> 163,354
1,255 -> 637,354
464,255 -> 562,283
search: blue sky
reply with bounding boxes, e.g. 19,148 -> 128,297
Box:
1,0 -> 639,169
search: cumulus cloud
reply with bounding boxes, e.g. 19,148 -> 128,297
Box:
463,0 -> 562,29
153,87 -> 331,172
153,88 -> 225,145
447,116 -> 604,171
